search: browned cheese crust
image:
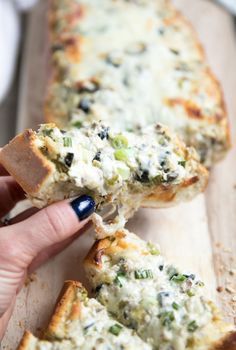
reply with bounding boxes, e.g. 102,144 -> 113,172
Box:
45,0 -> 230,166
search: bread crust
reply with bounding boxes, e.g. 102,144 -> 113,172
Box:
84,233 -> 236,350
45,280 -> 83,340
0,130 -> 54,196
17,331 -> 36,350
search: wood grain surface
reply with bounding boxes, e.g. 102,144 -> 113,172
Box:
2,0 -> 236,348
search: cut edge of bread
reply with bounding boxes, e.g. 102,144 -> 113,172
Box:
17,331 -> 37,350
0,129 -> 55,196
84,231 -> 236,350
44,280 -> 84,340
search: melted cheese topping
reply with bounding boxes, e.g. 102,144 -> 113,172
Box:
47,0 -> 228,166
24,293 -> 151,350
33,122 -> 199,233
62,292 -> 151,349
85,231 -> 233,350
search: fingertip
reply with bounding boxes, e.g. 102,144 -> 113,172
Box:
70,195 -> 95,221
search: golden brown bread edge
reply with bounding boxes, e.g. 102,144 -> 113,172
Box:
0,128 -> 208,209
85,236 -> 236,350
17,279 -> 236,350
45,0 -> 230,163
17,331 -> 36,350
17,281 -> 82,349
44,280 -> 83,340
0,130 -> 54,196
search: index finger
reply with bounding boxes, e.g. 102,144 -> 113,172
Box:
0,148 -> 9,175
0,163 -> 9,176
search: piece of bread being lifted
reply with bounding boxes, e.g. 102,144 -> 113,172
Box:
18,281 -> 151,350
0,122 -> 208,236
84,229 -> 236,350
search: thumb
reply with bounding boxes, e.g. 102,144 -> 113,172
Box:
1,195 -> 95,268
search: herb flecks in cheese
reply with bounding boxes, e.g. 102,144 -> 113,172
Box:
47,0 -> 229,166
23,287 -> 151,350
50,286 -> 151,350
85,230 -> 234,350
33,122 -> 200,235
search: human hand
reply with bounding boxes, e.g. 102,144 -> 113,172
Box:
0,163 -> 95,339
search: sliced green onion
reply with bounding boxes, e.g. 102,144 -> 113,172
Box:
112,134 -> 128,149
159,311 -> 175,327
42,128 -> 53,137
114,272 -> 126,288
147,242 -> 160,256
187,290 -> 195,297
109,324 -> 123,336
178,160 -> 186,167
170,274 -> 187,283
152,174 -> 163,185
134,269 -> 153,279
114,148 -> 132,162
187,320 -> 198,332
117,167 -> 130,180
63,137 -> 72,147
72,121 -> 83,129
172,302 -> 180,310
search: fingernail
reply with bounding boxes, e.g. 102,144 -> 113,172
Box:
70,195 -> 95,221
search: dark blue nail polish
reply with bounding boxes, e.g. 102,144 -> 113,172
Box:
70,195 -> 95,221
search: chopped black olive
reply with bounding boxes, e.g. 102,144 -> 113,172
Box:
135,170 -> 149,183
98,127 -> 109,140
123,310 -> 129,320
167,266 -> 178,279
78,98 -> 91,113
94,284 -> 103,294
84,322 -> 95,331
51,43 -> 64,52
159,265 -> 164,271
183,274 -> 196,280
60,129 -> 66,134
64,153 -> 74,167
93,151 -> 101,162
157,292 -> 170,306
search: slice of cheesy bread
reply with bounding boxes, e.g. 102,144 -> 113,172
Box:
18,332 -> 72,350
45,0 -> 230,166
84,230 -> 236,350
17,281 -> 151,350
0,122 -> 207,235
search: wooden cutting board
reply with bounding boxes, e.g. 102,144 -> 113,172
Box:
2,0 -> 236,348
